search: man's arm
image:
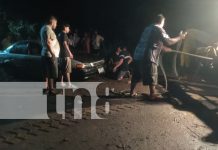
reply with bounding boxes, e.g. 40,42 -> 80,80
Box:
45,28 -> 56,58
164,32 -> 187,46
162,45 -> 172,52
47,38 -> 55,58
113,58 -> 124,72
63,41 -> 73,59
126,55 -> 133,64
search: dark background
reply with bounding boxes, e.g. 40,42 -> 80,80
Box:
1,0 -> 218,48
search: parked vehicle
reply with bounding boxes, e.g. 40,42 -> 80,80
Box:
0,40 -> 105,81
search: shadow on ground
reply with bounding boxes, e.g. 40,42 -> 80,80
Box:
167,80 -> 218,144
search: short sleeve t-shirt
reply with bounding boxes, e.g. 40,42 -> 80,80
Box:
58,32 -> 71,58
133,24 -> 170,65
40,25 -> 60,58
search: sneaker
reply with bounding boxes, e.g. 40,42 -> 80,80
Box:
67,83 -> 77,89
130,92 -> 139,97
60,82 -> 66,87
67,84 -> 73,88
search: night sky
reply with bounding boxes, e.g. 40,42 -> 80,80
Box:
1,0 -> 218,47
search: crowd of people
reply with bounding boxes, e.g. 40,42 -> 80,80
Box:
40,14 -> 188,99
1,14 -> 188,100
68,30 -> 104,56
40,16 -> 135,95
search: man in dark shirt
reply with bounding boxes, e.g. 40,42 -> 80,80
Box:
130,14 -> 187,100
108,47 -> 122,79
112,47 -> 122,64
113,47 -> 132,80
58,24 -> 74,88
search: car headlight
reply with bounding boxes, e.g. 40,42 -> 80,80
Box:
76,64 -> 85,69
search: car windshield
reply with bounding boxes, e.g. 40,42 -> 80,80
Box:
7,42 -> 28,54
4,44 -> 15,53
27,42 -> 42,56
4,41 -> 42,56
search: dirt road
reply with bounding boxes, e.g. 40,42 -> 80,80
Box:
0,77 -> 218,150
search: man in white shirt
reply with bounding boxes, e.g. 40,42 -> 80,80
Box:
92,31 -> 104,56
40,16 -> 60,95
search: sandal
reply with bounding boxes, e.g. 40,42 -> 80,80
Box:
130,93 -> 138,97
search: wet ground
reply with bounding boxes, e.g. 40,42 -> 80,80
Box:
0,77 -> 218,150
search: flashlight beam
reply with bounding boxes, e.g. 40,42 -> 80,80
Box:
171,50 -> 213,60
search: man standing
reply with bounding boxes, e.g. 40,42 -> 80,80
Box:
69,30 -> 80,55
92,31 -> 104,57
130,14 -> 187,100
40,16 -> 60,94
58,24 -> 74,88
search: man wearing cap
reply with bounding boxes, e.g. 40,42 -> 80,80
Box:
58,24 -> 74,88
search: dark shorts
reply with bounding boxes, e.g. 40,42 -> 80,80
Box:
41,56 -> 58,79
131,60 -> 158,86
59,57 -> 72,74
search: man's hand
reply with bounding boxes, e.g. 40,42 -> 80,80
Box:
165,47 -> 172,52
51,54 -> 56,62
70,53 -> 74,59
162,45 -> 172,52
180,31 -> 188,40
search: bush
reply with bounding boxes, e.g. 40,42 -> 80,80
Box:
8,20 -> 37,40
